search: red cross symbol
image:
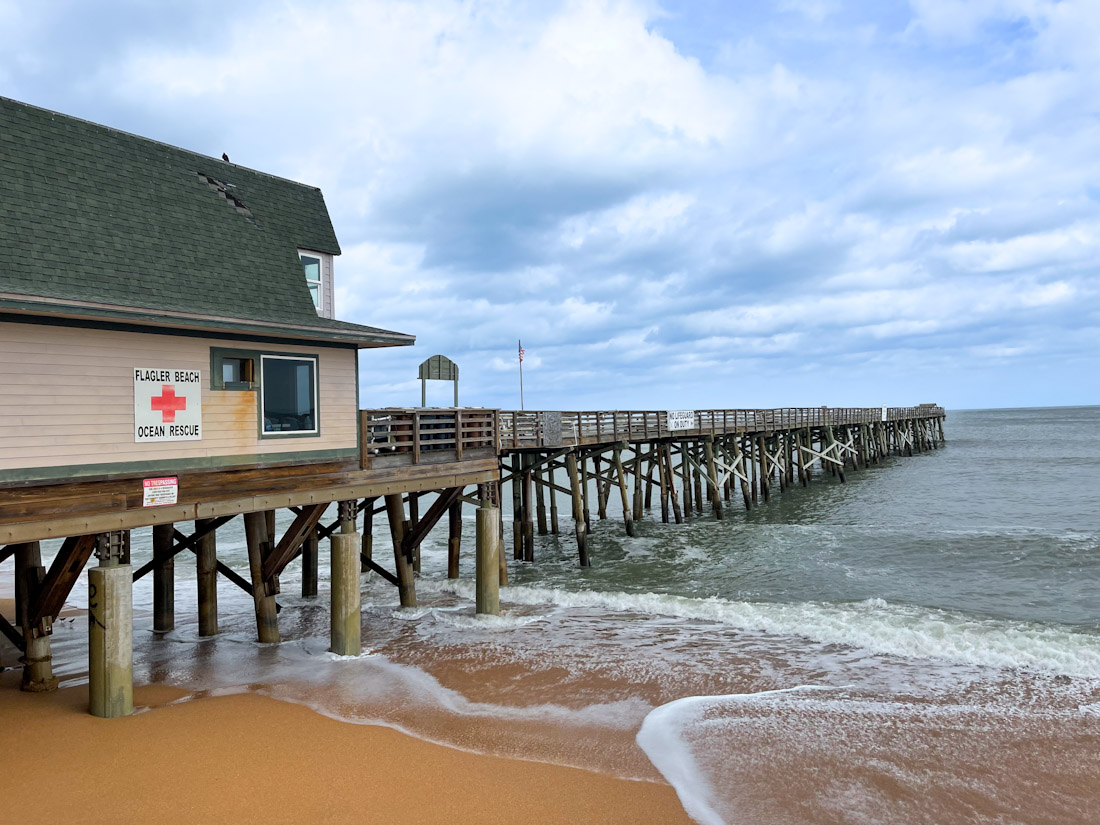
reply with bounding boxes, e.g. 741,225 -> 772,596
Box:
150,385 -> 187,423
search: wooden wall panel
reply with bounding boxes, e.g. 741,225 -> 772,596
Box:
0,321 -> 358,476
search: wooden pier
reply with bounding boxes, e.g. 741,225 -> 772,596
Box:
0,402 -> 944,714
0,99 -> 949,719
498,405 -> 946,565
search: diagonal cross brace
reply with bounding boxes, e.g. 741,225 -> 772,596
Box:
0,611 -> 25,651
28,534 -> 96,627
132,515 -> 238,582
800,442 -> 844,467
262,503 -> 328,582
401,486 -> 465,560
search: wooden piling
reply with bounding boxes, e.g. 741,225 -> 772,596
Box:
196,518 -> 219,635
693,443 -> 704,513
613,445 -> 636,537
598,453 -> 613,521
14,542 -> 57,693
704,437 -> 724,520
89,532 -> 132,718
632,448 -> 644,521
330,501 -> 361,657
522,456 -> 535,562
644,451 -> 656,510
384,494 -> 417,608
566,451 -> 590,567
547,464 -> 560,535
361,497 -> 376,573
748,436 -> 758,503
680,442 -> 693,515
826,427 -> 846,483
657,445 -> 670,523
243,511 -> 279,643
535,463 -> 549,536
511,454 -> 523,561
448,498 -> 462,579
580,453 -> 592,529
663,444 -> 683,524
475,504 -> 500,616
758,436 -> 770,502
409,492 -> 422,574
730,437 -> 752,510
152,522 -> 174,633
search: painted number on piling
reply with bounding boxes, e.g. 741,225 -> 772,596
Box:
667,410 -> 696,431
134,368 -> 202,442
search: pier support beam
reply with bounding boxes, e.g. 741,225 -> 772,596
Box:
511,455 -> 523,561
14,542 -> 57,693
632,448 -> 645,521
613,445 -> 636,537
581,455 -> 592,529
244,511 -> 279,644
152,522 -> 174,633
475,502 -> 500,616
535,464 -> 548,536
680,442 -> 693,516
663,444 -> 683,524
522,457 -> 535,562
361,497 -> 376,575
196,518 -> 218,636
704,437 -> 725,520
448,498 -> 462,579
330,500 -> 361,657
385,494 -> 417,608
547,464 -> 560,536
409,493 -> 422,575
302,527 -> 319,598
566,451 -> 590,567
88,531 -> 132,718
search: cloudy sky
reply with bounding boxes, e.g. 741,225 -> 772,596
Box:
4,0 -> 1098,410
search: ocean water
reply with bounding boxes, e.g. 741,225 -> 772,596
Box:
6,406 -> 1100,824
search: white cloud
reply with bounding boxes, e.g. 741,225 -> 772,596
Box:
7,0 -> 1100,408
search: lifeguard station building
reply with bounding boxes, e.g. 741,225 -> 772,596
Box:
0,98 -> 502,715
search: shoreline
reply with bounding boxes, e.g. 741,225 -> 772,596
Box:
0,671 -> 693,825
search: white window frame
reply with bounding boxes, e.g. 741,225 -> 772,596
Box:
259,354 -> 320,437
299,250 -> 323,311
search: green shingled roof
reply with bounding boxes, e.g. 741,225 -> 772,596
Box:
0,97 -> 412,347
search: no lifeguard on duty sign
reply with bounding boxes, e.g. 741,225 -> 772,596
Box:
134,368 -> 203,442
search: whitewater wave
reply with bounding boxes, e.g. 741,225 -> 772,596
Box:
419,580 -> 1100,678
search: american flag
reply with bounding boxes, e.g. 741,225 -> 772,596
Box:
518,341 -> 525,363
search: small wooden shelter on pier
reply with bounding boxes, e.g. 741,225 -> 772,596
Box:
0,98 -> 503,716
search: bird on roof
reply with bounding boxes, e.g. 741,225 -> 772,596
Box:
222,152 -> 230,163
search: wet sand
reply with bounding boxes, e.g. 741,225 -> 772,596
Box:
0,671 -> 692,825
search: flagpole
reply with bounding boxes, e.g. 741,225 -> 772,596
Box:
518,339 -> 525,411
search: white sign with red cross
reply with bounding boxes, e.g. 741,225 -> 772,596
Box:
134,368 -> 203,442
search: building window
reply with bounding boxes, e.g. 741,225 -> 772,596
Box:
211,348 -> 257,391
301,252 -> 322,309
221,356 -> 254,387
261,355 -> 318,436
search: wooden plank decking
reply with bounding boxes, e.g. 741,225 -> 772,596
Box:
499,405 -> 946,450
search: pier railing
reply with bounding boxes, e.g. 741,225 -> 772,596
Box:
499,406 -> 945,450
360,408 -> 500,469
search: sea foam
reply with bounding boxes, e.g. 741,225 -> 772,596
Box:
419,580 -> 1100,678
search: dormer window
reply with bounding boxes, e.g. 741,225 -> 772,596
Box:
300,252 -> 322,309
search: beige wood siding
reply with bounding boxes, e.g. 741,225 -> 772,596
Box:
0,321 -> 358,477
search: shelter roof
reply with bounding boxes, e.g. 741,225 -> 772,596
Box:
0,97 -> 413,348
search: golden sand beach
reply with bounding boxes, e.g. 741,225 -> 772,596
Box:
0,671 -> 692,825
